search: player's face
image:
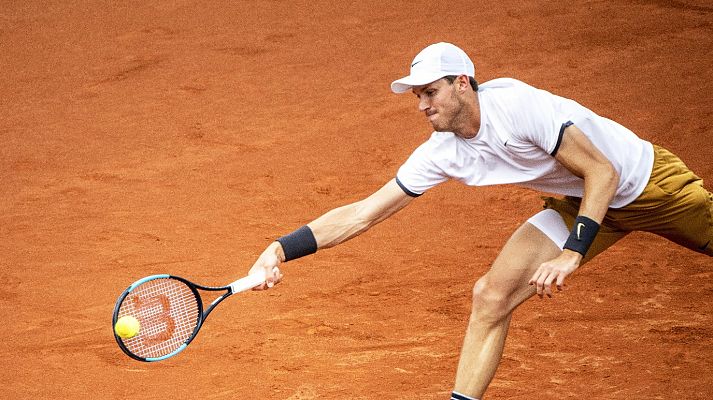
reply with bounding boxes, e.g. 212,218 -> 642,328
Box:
413,78 -> 467,133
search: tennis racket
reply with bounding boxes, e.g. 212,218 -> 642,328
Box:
112,270 -> 275,362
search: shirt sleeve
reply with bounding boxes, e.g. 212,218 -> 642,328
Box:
395,133 -> 453,196
508,83 -> 574,156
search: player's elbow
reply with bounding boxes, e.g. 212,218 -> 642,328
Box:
600,160 -> 619,190
587,159 -> 619,199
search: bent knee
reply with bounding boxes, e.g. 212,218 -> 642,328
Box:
471,277 -> 514,323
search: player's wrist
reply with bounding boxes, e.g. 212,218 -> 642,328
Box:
561,248 -> 584,261
275,225 -> 318,262
563,215 -> 600,257
268,241 -> 286,263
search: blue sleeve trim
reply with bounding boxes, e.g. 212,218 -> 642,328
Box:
395,176 -> 422,197
551,120 -> 573,156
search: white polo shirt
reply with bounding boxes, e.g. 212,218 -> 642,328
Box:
395,78 -> 654,209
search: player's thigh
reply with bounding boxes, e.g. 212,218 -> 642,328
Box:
481,211 -> 628,311
614,145 -> 713,256
650,183 -> 713,256
478,222 -> 561,310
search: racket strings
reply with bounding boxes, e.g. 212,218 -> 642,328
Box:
117,278 -> 200,359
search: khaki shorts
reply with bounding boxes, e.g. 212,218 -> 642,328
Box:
544,145 -> 713,258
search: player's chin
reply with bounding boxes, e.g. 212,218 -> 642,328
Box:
428,116 -> 449,131
430,121 -> 448,132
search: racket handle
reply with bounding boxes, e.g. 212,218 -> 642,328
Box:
229,267 -> 279,293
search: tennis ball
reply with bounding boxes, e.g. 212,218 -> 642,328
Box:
114,315 -> 141,339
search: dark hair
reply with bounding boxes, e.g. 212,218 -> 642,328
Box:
443,75 -> 478,92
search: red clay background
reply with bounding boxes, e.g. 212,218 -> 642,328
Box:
2,1 -> 712,399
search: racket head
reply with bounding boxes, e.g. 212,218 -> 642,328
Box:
112,275 -> 204,362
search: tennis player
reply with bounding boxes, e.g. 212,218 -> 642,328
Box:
249,42 -> 713,399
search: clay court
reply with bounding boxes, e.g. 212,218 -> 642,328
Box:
2,0 -> 712,398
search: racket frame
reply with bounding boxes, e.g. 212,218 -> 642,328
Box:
112,274 -> 253,362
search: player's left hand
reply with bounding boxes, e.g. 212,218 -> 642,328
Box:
529,250 -> 583,298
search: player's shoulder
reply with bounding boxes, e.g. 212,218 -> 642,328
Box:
412,131 -> 459,160
478,78 -> 539,98
479,78 -> 554,113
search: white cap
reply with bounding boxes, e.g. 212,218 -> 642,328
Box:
391,42 -> 475,94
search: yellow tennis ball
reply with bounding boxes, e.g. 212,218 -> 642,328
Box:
115,316 -> 141,339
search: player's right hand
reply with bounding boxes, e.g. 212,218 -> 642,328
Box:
249,241 -> 285,290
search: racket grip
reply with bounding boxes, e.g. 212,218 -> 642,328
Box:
229,267 -> 279,293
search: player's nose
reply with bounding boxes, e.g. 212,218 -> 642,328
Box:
418,97 -> 429,112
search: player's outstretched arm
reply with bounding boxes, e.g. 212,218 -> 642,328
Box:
249,178 -> 414,289
308,178 -> 414,248
529,124 -> 619,297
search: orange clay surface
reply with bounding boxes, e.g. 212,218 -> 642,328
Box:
1,1 -> 712,399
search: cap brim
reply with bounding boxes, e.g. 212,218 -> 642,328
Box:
390,72 -> 447,94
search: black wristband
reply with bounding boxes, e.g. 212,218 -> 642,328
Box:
276,225 -> 318,262
563,215 -> 600,256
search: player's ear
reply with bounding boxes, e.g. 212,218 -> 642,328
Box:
457,75 -> 470,92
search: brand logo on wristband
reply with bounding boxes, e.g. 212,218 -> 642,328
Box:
576,222 -> 585,240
